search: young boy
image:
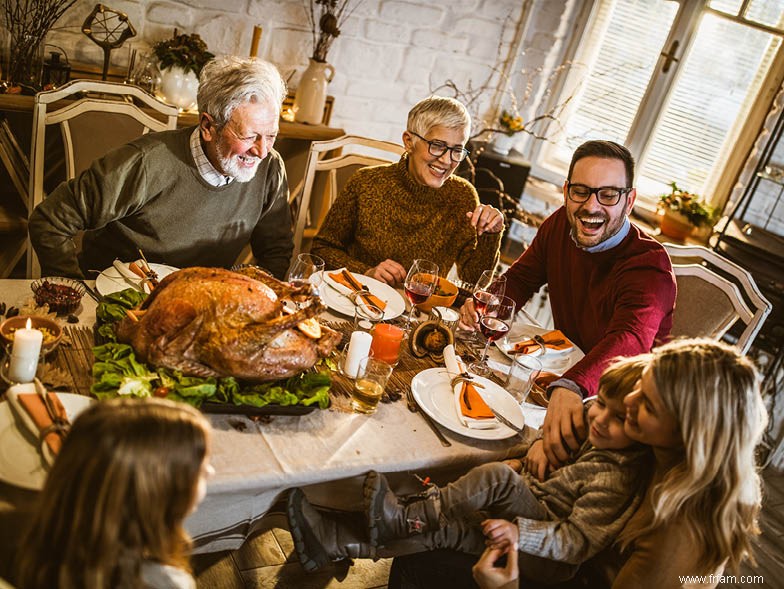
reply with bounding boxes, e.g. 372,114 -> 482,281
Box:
287,357 -> 652,581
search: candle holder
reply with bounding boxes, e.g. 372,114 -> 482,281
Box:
0,344 -> 48,387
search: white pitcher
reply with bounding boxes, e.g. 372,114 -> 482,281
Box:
293,59 -> 335,125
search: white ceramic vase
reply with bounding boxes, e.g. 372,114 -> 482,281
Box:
491,133 -> 516,155
158,65 -> 199,111
293,59 -> 335,125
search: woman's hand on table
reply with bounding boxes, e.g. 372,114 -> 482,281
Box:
458,298 -> 479,330
366,259 -> 406,286
467,204 -> 505,236
542,387 -> 586,467
473,543 -> 519,589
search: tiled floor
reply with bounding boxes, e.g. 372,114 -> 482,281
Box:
194,466 -> 784,589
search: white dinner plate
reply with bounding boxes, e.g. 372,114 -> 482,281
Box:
498,322 -> 585,373
411,368 -> 524,440
95,262 -> 179,296
0,386 -> 93,490
320,270 -> 406,320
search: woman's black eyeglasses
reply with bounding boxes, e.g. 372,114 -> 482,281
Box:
566,183 -> 632,206
409,131 -> 469,162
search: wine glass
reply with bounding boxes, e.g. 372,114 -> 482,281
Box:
287,253 -> 325,295
473,295 -> 516,367
472,270 -> 506,318
403,259 -> 439,333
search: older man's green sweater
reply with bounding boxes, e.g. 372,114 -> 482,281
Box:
29,126 -> 293,278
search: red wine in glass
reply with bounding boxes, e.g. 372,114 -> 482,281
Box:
405,280 -> 432,305
473,290 -> 498,316
479,316 -> 509,342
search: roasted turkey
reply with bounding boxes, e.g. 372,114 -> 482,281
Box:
116,266 -> 340,381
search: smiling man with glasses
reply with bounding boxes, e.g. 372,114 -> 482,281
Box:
312,96 -> 505,286
460,139 -> 676,469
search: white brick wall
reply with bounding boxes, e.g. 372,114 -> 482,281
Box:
45,0 -> 571,142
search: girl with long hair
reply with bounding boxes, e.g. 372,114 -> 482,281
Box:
16,397 -> 213,589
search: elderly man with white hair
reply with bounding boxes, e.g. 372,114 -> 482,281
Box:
29,56 -> 294,279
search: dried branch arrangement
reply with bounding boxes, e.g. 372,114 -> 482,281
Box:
307,0 -> 359,63
2,0 -> 78,87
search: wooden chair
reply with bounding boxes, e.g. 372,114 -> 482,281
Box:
290,134 -> 404,258
664,243 -> 772,353
27,79 -> 179,277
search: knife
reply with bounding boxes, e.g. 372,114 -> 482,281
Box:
487,405 -> 526,439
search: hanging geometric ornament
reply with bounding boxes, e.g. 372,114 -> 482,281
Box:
82,4 -> 137,80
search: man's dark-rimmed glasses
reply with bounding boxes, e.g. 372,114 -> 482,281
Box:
409,131 -> 470,162
566,183 -> 632,206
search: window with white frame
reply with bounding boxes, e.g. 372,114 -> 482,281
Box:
528,0 -> 784,215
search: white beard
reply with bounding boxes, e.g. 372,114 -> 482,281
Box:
219,152 -> 261,183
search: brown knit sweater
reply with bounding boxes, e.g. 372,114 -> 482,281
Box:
311,154 -> 501,283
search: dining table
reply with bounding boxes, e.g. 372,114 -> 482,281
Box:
0,277 -> 561,555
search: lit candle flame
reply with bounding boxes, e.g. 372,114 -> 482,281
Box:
25,318 -> 32,329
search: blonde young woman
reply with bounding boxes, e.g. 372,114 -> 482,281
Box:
386,338 -> 767,589
311,96 -> 504,286
16,398 -> 213,589
608,338 -> 767,587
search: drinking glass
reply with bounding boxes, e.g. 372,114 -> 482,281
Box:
287,253 -> 325,295
370,323 -> 405,365
507,354 -> 542,405
475,295 -> 516,365
472,270 -> 506,319
351,356 -> 394,414
402,259 -> 439,333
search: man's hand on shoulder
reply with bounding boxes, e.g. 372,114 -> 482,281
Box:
366,259 -> 406,286
542,387 -> 586,466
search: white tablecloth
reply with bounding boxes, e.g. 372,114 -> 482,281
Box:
0,280 -> 537,554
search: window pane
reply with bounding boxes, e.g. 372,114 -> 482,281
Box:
746,0 -> 784,28
708,0 -> 743,14
538,0 -> 678,175
637,13 -> 782,200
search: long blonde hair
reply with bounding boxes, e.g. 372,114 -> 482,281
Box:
621,338 -> 768,573
17,398 -> 211,589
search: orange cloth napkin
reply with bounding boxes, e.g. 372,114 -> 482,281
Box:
327,270 -> 387,311
17,392 -> 68,455
459,382 -> 494,419
513,329 -> 572,355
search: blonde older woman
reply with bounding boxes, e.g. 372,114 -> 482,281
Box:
311,96 -> 504,286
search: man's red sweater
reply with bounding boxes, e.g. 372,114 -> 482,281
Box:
504,207 -> 676,397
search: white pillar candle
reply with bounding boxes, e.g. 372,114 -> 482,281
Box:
344,331 -> 372,379
8,319 -> 43,383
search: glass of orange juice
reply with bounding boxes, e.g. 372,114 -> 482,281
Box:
370,323 -> 404,365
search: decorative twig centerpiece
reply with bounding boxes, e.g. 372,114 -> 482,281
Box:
2,0 -> 78,89
307,0 -> 357,63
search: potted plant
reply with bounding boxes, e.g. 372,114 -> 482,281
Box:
490,110 -> 525,154
657,181 -> 715,240
152,31 -> 214,110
